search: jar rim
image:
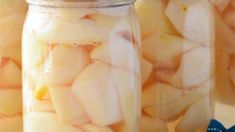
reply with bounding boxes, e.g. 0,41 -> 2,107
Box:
26,0 -> 136,8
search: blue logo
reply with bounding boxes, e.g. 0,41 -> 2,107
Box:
207,119 -> 235,132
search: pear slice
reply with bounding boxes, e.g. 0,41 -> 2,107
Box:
0,59 -> 21,88
142,83 -> 205,120
211,0 -> 230,12
165,0 -> 213,45
111,67 -> 140,132
44,46 -> 90,86
158,47 -> 211,88
0,13 -> 25,48
0,89 -> 22,115
0,116 -> 22,132
140,116 -> 168,132
0,45 -> 21,66
24,112 -> 82,132
72,63 -> 122,126
141,58 -> 153,84
49,86 -> 89,124
142,34 -> 197,69
91,21 -> 140,75
176,97 -> 212,132
80,124 -> 113,132
135,0 -> 178,38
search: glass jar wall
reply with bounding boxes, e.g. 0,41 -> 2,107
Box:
211,0 -> 235,128
0,0 -> 27,131
136,0 -> 215,131
22,0 -> 141,132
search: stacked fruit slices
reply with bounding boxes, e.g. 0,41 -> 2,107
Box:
23,8 -> 141,132
136,0 -> 214,131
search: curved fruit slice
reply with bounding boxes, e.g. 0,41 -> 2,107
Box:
22,33 -> 48,73
72,63 -> 122,126
211,0 -> 230,12
0,45 -> 21,66
0,13 -> 25,48
0,116 -> 22,132
91,21 -> 140,75
141,58 -> 153,84
135,0 -> 178,38
111,67 -> 140,132
81,124 -> 113,132
166,0 -> 213,45
142,83 -> 204,120
0,89 -> 22,115
176,97 -> 212,132
0,58 -> 21,88
35,15 -> 110,45
140,116 -> 168,132
45,46 -> 90,85
158,47 -> 211,88
49,86 -> 89,124
24,112 -> 82,132
142,34 -> 197,69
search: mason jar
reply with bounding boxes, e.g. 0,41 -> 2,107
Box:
22,0 -> 141,132
0,0 -> 27,131
135,0 -> 215,131
211,0 -> 235,129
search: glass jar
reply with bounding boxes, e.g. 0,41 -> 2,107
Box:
0,0 -> 27,131
136,0 -> 215,131
211,0 -> 235,128
22,0 -> 141,132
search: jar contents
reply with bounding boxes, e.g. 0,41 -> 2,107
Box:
22,4 -> 141,132
0,0 -> 27,131
211,0 -> 235,128
136,0 -> 215,131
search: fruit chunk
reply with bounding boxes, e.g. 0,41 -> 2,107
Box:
142,83 -> 204,120
24,112 -> 82,132
0,116 -> 22,132
81,124 -> 113,132
141,58 -> 153,84
0,89 -> 22,115
140,116 -> 168,132
176,97 -> 212,132
158,47 -> 211,88
142,34 -> 197,69
0,45 -> 21,66
211,0 -> 230,12
91,21 -> 140,75
166,0 -> 213,45
111,67 -> 140,132
0,58 -> 21,87
49,86 -> 88,124
0,13 -> 25,48
135,0 -> 178,38
45,46 -> 90,85
33,14 -> 110,45
72,63 -> 122,126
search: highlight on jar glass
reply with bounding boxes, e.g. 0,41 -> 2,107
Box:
0,0 -> 27,131
135,0 -> 215,131
22,0 -> 141,132
211,0 -> 235,128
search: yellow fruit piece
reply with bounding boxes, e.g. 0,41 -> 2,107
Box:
34,85 -> 48,100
